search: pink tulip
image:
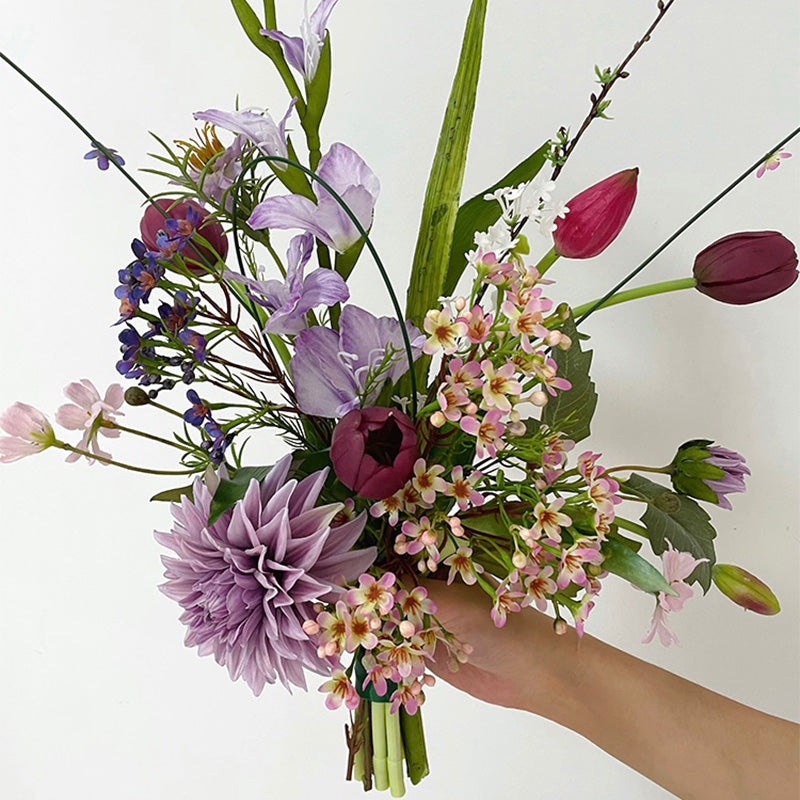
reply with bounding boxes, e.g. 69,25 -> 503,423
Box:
330,407 -> 418,499
553,168 -> 639,259
693,231 -> 798,305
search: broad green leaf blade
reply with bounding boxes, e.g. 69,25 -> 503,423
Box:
303,33 -> 332,168
209,465 -> 273,524
602,536 -> 675,595
542,313 -> 598,443
622,473 -> 717,591
404,0 -> 488,330
443,141 -> 550,296
150,484 -> 194,503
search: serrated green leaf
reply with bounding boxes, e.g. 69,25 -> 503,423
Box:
150,484 -> 194,503
405,0 -> 488,332
209,465 -> 273,524
542,313 -> 598,443
622,473 -> 717,591
443,141 -> 550,296
602,537 -> 676,595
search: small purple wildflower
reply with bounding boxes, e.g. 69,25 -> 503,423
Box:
116,325 -> 156,379
183,390 -> 211,427
178,329 -> 207,363
203,419 -> 232,464
84,144 -> 125,171
158,292 -> 199,335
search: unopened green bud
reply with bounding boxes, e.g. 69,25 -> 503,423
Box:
125,387 -> 150,406
712,564 -> 780,615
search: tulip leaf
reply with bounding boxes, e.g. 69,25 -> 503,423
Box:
541,313 -> 598,443
621,473 -> 717,592
150,484 -> 194,503
209,465 -> 273,524
405,0 -> 488,332
602,536 -> 676,596
443,141 -> 550,296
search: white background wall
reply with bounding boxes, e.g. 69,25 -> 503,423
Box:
0,1 -> 797,798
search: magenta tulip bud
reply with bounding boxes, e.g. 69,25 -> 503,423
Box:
712,564 -> 781,615
693,231 -> 798,305
140,198 -> 228,272
553,168 -> 639,259
330,407 -> 419,499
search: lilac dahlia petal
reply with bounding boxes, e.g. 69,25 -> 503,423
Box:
156,454 -> 375,694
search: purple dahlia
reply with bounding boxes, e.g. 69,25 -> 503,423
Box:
155,454 -> 376,694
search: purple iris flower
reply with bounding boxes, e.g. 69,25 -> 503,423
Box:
225,233 -> 349,334
248,143 -> 380,254
84,144 -> 125,171
194,100 -> 296,168
260,0 -> 339,83
290,305 -> 423,418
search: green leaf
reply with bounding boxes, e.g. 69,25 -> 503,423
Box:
461,507 -> 516,537
334,236 -> 367,281
404,0 -> 488,332
622,473 -> 717,591
150,484 -> 194,503
602,537 -> 676,595
541,313 -> 598,443
442,141 -> 550,296
209,465 -> 273,524
303,32 -> 332,167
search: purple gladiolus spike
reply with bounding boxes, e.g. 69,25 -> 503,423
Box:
194,100 -> 296,168
248,142 -> 380,253
261,0 -> 340,82
290,306 -> 422,418
225,233 -> 349,334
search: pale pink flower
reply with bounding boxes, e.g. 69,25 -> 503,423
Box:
411,459 -> 447,504
443,465 -> 485,511
756,149 -> 791,178
315,601 -> 350,657
460,409 -> 506,458
490,588 -> 525,628
378,640 -> 426,680
389,682 -> 423,715
369,490 -> 404,526
320,670 -> 359,711
577,450 -> 605,481
458,304 -> 493,344
360,652 -> 390,696
422,308 -> 467,355
556,539 -> 604,589
588,475 -> 622,517
345,609 -> 379,651
56,379 -> 124,463
531,497 -> 572,542
524,564 -> 557,611
399,516 -> 439,559
531,354 -> 572,396
501,297 -> 550,353
0,402 -> 57,463
642,543 -> 706,647
395,586 -> 437,625
446,358 -> 482,391
436,381 -> 470,422
480,360 -> 522,413
443,546 -> 484,586
346,572 -> 396,615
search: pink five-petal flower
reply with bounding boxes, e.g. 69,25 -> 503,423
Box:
480,360 -> 522,413
422,308 -> 467,355
490,588 -> 525,628
345,572 -> 396,615
756,149 -> 791,178
389,682 -> 422,715
524,564 -> 557,611
436,381 -> 470,423
320,670 -> 360,711
443,546 -> 484,586
443,465 -> 485,511
0,402 -> 57,463
531,497 -> 572,543
458,304 -> 493,344
395,586 -> 437,625
556,539 -> 604,590
447,358 -> 482,391
459,409 -> 506,458
411,459 -> 447,504
56,379 -> 124,464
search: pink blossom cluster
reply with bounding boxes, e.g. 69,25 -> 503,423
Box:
305,573 -> 469,715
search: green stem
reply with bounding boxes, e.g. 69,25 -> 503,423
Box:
399,708 -> 430,785
605,463 -> 672,475
571,277 -> 696,318
576,125 -> 800,326
615,517 -> 650,538
108,422 -> 193,452
57,444 -> 195,475
371,701 -> 389,791
386,708 -> 406,797
535,246 -> 559,277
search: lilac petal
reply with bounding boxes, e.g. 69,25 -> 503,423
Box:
309,0 -> 340,40
248,194 -> 334,247
194,103 -> 294,160
260,454 -> 294,498
323,512 -> 368,555
260,29 -> 305,74
296,267 -> 349,312
286,232 -> 315,277
317,142 -> 380,204
287,469 -> 328,517
290,326 -> 359,417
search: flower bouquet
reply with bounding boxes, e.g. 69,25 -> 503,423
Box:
1,0 -> 797,796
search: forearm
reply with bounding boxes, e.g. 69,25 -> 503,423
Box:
526,625 -> 800,800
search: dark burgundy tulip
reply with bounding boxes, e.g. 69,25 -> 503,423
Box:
140,198 -> 228,272
330,407 -> 419,500
553,168 -> 639,259
693,231 -> 798,305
